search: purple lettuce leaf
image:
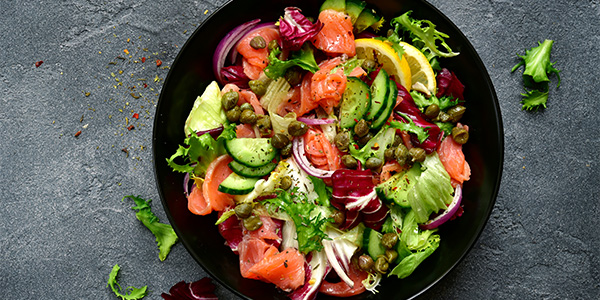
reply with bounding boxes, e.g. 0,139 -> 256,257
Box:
279,7 -> 323,51
436,68 -> 464,100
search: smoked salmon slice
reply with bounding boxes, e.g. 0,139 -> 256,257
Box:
248,247 -> 306,292
437,125 -> 471,187
311,9 -> 356,57
238,236 -> 279,280
202,155 -> 235,211
236,27 -> 280,80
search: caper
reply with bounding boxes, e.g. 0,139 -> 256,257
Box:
226,106 -> 241,122
271,133 -> 290,149
240,109 -> 257,124
240,102 -> 254,112
249,36 -> 266,49
279,175 -> 292,190
280,143 -> 293,157
384,148 -> 395,162
365,157 -> 383,171
234,203 -> 253,219
437,111 -> 451,123
447,105 -> 466,122
361,59 -> 377,71
284,66 -> 303,86
288,120 -> 308,137
381,233 -> 398,249
374,256 -> 389,274
257,115 -> 272,131
341,155 -> 358,169
243,215 -> 263,231
354,119 -> 369,137
394,144 -> 410,165
392,134 -> 402,147
452,127 -> 469,144
384,249 -> 398,264
221,91 -> 239,111
248,80 -> 267,96
357,132 -> 373,147
268,39 -> 279,52
358,255 -> 374,272
425,104 -> 440,119
409,147 -> 426,163
334,131 -> 350,152
331,210 -> 345,227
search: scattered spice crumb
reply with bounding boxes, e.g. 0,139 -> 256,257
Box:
156,59 -> 162,67
204,9 -> 208,14
85,92 -> 91,97
132,113 -> 139,119
82,124 -> 89,129
122,148 -> 129,157
124,49 -> 129,55
141,57 -> 146,63
80,115 -> 84,122
127,125 -> 135,131
130,93 -> 140,99
74,130 -> 82,137
35,61 -> 44,68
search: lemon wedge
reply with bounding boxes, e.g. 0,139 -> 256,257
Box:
398,41 -> 436,96
354,38 -> 412,90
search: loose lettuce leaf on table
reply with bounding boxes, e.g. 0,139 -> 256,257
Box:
124,195 -> 178,261
107,264 -> 148,300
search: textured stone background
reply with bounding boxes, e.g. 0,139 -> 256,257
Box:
1,0 -> 598,299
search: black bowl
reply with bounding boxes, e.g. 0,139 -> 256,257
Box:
153,0 -> 503,299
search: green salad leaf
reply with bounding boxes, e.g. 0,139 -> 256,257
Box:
349,127 -> 396,166
391,11 -> 459,59
264,43 -> 320,79
184,81 -> 228,137
512,39 -> 561,87
407,153 -> 454,223
521,89 -> 549,111
389,233 -> 440,279
308,175 -> 331,207
390,115 -> 429,143
106,264 -> 147,300
261,188 -> 332,254
124,195 -> 178,261
410,90 -> 461,111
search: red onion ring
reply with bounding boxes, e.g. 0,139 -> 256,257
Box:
420,185 -> 463,230
291,137 -> 334,179
213,19 -> 261,85
297,117 -> 337,125
195,126 -> 224,139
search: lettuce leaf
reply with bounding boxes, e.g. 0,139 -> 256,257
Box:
389,233 -> 440,279
391,11 -> 459,59
308,175 -> 331,207
124,195 -> 178,261
261,188 -> 332,254
410,90 -> 461,112
107,264 -> 147,300
407,153 -> 454,223
390,115 -> 429,143
521,89 -> 549,111
512,39 -> 560,86
264,43 -> 319,79
184,81 -> 228,137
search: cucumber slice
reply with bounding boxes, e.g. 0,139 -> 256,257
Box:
339,77 -> 371,129
371,78 -> 398,130
345,0 -> 366,24
366,69 -> 390,121
320,0 -> 345,12
218,172 -> 259,195
363,227 -> 387,260
354,7 -> 382,33
225,138 -> 278,168
228,160 -> 277,178
376,163 -> 421,208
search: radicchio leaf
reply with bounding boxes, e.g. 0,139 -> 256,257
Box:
161,278 -> 218,300
279,7 -> 323,51
221,65 -> 250,89
395,84 -> 442,153
435,68 -> 464,100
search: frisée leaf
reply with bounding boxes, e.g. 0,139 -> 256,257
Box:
391,11 -> 459,59
107,264 -> 148,300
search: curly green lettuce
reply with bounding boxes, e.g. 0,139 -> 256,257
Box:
124,195 -> 178,261
391,11 -> 459,59
106,264 -> 147,300
521,89 -> 549,111
264,43 -> 319,79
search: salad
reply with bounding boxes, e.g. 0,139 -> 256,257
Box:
167,0 -> 471,298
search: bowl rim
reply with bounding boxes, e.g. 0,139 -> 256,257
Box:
153,0 -> 504,299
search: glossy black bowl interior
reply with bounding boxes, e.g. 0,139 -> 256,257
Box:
153,0 -> 503,299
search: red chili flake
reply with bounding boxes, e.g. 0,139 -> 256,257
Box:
35,61 -> 43,68
353,118 -> 358,123
143,83 -> 148,88
132,113 -> 139,119
127,125 -> 135,131
385,121 -> 391,126
74,130 -> 82,137
141,57 -> 146,63
156,59 -> 162,67
121,148 -> 129,157
354,144 -> 359,149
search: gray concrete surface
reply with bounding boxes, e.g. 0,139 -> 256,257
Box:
1,0 -> 598,299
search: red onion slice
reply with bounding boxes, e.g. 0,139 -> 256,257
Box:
213,19 -> 261,85
297,117 -> 337,125
195,126 -> 224,140
292,137 -> 334,179
420,185 -> 463,230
